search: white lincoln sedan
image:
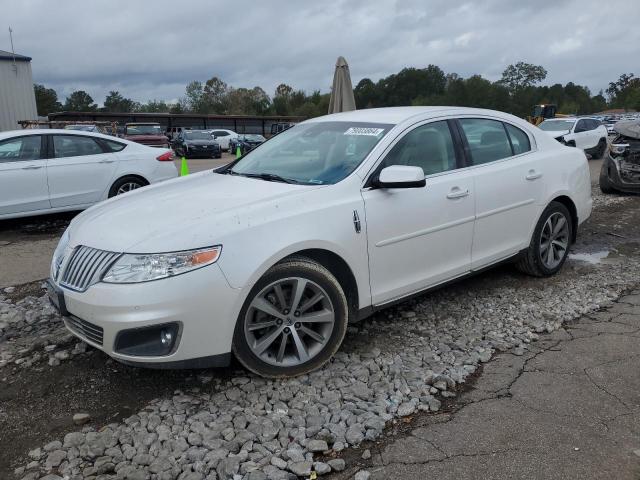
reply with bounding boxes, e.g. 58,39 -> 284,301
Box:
47,107 -> 592,377
0,129 -> 177,219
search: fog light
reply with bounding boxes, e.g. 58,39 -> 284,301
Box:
114,322 -> 180,357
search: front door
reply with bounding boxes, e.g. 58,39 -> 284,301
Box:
46,134 -> 119,207
0,135 -> 50,216
362,120 -> 474,305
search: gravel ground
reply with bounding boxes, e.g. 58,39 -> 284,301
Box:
1,187 -> 639,480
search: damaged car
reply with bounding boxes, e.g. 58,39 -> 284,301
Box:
600,120 -> 640,194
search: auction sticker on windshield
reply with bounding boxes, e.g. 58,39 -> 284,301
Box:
344,127 -> 385,136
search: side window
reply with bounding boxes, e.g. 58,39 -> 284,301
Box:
53,135 -> 104,158
575,119 -> 587,132
504,123 -> 531,155
381,121 -> 457,175
101,139 -> 126,152
0,136 -> 42,162
459,118 -> 512,165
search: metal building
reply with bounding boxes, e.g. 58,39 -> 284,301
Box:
0,49 -> 38,132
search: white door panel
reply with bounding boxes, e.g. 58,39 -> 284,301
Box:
363,171 -> 474,305
0,135 -> 50,215
46,135 -> 119,207
471,155 -> 545,269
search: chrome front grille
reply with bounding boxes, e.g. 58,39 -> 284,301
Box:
65,316 -> 104,345
59,246 -> 120,292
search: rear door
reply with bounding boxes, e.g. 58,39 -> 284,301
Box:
456,118 -> 544,269
46,134 -> 119,207
0,134 -> 50,215
573,119 -> 593,149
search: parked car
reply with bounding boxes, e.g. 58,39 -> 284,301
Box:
166,126 -> 189,141
538,117 -> 608,158
172,130 -> 222,158
229,134 -> 266,155
123,123 -> 170,148
47,107 -> 591,377
0,129 -> 177,220
208,129 -> 238,151
270,122 -> 296,136
600,119 -> 640,194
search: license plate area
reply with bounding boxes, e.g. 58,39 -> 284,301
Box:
46,279 -> 69,316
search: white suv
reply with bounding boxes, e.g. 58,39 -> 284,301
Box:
539,117 -> 608,158
48,107 -> 592,377
208,129 -> 238,151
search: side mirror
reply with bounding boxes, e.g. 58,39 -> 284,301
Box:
375,165 -> 426,188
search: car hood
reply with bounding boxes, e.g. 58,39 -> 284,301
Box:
542,129 -> 571,138
614,120 -> 640,139
68,171 -> 322,253
185,140 -> 217,146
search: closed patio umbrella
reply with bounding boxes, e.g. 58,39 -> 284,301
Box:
328,56 -> 356,114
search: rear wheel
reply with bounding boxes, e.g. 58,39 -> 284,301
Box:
232,257 -> 348,378
108,176 -> 146,198
516,202 -> 573,277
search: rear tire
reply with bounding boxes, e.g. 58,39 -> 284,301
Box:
232,257 -> 348,378
108,176 -> 147,198
516,202 -> 573,277
599,162 -> 616,194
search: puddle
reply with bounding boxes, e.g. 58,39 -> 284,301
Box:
568,250 -> 610,264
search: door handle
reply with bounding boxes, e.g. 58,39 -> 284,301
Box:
21,165 -> 43,170
446,188 -> 470,199
99,159 -> 115,164
525,170 -> 542,181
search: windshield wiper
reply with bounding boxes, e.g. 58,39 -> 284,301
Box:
228,171 -> 299,184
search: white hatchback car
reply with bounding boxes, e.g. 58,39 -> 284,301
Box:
47,107 -> 592,377
208,129 -> 238,151
0,129 -> 178,219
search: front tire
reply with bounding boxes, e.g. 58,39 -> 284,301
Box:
599,162 -> 616,194
516,202 -> 573,277
232,257 -> 348,378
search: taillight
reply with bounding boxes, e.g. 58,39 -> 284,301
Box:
156,151 -> 174,161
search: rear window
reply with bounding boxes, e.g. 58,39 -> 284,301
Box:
504,124 -> 531,155
459,119 -> 512,165
101,139 -> 126,152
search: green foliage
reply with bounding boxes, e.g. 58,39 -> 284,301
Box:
498,62 -> 548,94
607,73 -> 640,111
63,90 -> 97,111
103,91 -> 140,112
33,84 -> 62,116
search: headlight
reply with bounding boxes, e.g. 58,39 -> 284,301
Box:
102,246 -> 222,284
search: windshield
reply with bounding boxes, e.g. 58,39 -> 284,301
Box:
126,124 -> 162,135
229,121 -> 393,185
185,131 -> 213,140
241,134 -> 266,142
539,120 -> 575,131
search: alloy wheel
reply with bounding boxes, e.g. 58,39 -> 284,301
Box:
539,212 -> 570,269
116,182 -> 142,195
244,277 -> 335,367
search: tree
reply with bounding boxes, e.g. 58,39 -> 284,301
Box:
498,62 -> 547,94
203,76 -> 229,113
184,81 -> 206,113
33,84 -> 62,115
103,91 -> 139,112
607,73 -> 640,110
138,99 -> 170,113
63,90 -> 97,111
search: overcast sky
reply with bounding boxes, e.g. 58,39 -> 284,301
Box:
2,0 -> 638,105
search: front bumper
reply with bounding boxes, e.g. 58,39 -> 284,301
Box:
602,157 -> 640,193
49,263 -> 241,368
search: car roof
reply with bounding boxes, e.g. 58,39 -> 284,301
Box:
305,106 -> 541,125
0,129 -> 134,144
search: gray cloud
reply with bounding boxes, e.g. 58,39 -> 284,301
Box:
2,0 -> 638,105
